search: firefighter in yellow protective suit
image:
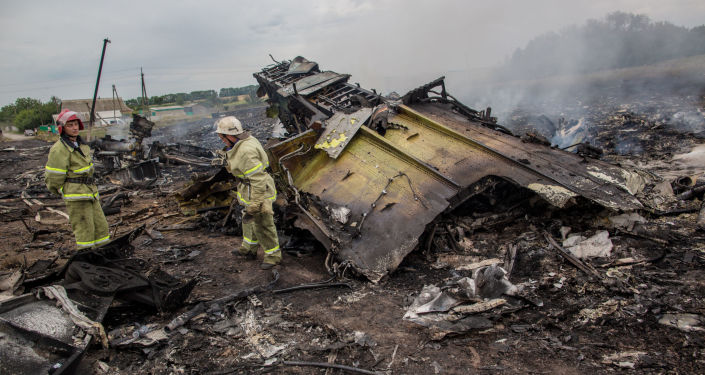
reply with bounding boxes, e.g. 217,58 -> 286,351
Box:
45,109 -> 110,249
215,116 -> 281,269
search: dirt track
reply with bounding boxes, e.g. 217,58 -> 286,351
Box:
1,132 -> 33,141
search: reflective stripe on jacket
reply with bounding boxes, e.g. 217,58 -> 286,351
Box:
225,136 -> 276,206
45,138 -> 99,201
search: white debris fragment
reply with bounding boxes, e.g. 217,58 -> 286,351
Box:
527,183 -> 578,207
577,299 -> 620,324
431,361 -> 442,374
602,351 -> 649,368
559,226 -> 572,240
563,231 -> 613,258
352,331 -> 376,347
95,360 -> 110,374
621,169 -> 648,195
41,285 -> 109,348
652,180 -> 674,197
456,277 -> 476,299
432,254 -> 481,270
608,212 -> 647,231
473,265 -> 520,298
403,286 -> 453,325
658,313 -> 704,332
0,270 -> 23,302
587,166 -> 621,185
404,285 -> 460,320
553,277 -> 566,289
452,299 -> 506,314
330,206 -> 351,224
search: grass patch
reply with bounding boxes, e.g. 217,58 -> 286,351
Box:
36,132 -> 59,142
81,127 -> 107,139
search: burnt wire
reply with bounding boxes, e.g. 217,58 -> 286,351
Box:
272,275 -> 351,294
426,89 -> 512,134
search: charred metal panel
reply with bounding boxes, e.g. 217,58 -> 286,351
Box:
386,104 -> 643,211
314,108 -> 373,159
168,143 -> 214,158
277,71 -> 350,97
110,159 -> 160,187
287,56 -> 319,75
260,57 -> 646,282
271,126 -> 459,281
270,109 -> 643,279
173,168 -> 237,215
254,58 -> 381,134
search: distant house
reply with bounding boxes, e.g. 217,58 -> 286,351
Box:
149,105 -> 192,119
54,98 -> 132,126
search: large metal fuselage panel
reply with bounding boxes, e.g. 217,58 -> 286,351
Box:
257,58 -> 642,281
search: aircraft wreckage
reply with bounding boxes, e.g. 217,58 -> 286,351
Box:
0,227 -> 195,374
252,56 -> 647,282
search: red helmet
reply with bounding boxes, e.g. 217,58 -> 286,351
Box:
56,109 -> 84,134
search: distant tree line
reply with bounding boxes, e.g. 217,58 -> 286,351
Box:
125,85 -> 259,110
219,85 -> 258,97
0,97 -> 61,131
500,11 -> 705,79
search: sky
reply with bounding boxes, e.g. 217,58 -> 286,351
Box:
0,0 -> 703,107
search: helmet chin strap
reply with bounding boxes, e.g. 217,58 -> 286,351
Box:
225,135 -> 239,149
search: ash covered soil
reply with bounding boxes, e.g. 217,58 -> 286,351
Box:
1,89 -> 705,374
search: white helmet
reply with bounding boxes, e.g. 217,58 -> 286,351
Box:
214,116 -> 244,136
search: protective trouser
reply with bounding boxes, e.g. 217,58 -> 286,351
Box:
238,200 -> 281,265
65,199 -> 110,248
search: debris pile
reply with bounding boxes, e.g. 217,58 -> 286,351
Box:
0,227 -> 194,374
255,56 -> 647,282
0,55 -> 703,373
505,88 -> 705,159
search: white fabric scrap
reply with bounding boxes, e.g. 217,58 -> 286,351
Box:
563,231 -> 613,258
41,285 -> 109,348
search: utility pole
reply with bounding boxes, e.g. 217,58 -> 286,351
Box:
89,38 -> 110,141
112,84 -> 117,123
140,67 -> 150,119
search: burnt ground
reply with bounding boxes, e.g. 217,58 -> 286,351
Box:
1,88 -> 705,374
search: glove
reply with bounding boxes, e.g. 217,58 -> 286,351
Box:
211,149 -> 227,166
244,199 -> 274,216
244,200 -> 263,215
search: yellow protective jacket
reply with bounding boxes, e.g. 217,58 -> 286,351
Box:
225,136 -> 276,206
45,136 -> 99,201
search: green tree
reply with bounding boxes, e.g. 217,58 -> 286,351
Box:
1,96 -> 60,128
125,98 -> 139,108
15,97 -> 41,112
149,95 -> 164,105
14,108 -> 42,130
0,103 -> 17,123
40,99 -> 60,125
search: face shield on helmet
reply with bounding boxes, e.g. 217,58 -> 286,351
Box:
214,116 -> 244,136
56,109 -> 84,134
